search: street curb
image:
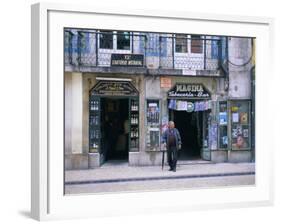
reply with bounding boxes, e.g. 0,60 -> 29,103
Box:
65,171 -> 255,185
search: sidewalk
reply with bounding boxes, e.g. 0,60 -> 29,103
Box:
65,162 -> 255,184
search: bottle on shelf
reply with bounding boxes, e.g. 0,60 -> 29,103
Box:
90,101 -> 94,111
94,115 -> 98,125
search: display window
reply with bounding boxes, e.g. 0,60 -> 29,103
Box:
218,101 -> 228,149
145,99 -> 161,151
129,98 -> 139,151
230,100 -> 251,150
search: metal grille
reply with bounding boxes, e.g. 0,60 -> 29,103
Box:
159,36 -> 222,70
64,29 -> 226,73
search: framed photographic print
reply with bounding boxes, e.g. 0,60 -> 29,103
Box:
31,2 -> 274,221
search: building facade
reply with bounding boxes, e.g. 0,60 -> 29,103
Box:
64,29 -> 255,170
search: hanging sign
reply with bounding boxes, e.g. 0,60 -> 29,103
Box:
91,81 -> 139,96
168,83 -> 211,99
111,54 -> 144,67
186,102 -> 194,112
160,77 -> 172,88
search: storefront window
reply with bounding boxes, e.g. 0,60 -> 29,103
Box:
89,97 -> 100,153
218,101 -> 228,149
230,100 -> 251,150
129,98 -> 139,151
146,100 -> 161,151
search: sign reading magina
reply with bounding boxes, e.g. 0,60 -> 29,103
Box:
168,83 -> 211,99
111,54 -> 144,67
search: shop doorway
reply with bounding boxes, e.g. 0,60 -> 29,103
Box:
171,110 -> 203,160
100,98 -> 129,162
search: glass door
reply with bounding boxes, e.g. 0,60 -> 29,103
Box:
201,111 -> 211,160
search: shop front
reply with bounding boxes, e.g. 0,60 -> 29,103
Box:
84,74 -> 253,168
167,83 -> 212,161
88,77 -> 141,167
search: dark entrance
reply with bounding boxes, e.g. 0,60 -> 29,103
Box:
171,110 -> 203,160
101,98 -> 129,162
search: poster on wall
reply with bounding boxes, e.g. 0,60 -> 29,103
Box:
209,123 -> 218,150
240,112 -> 248,124
232,113 -> 239,123
219,112 -> 227,125
232,128 -> 238,138
161,115 -> 169,134
160,77 -> 172,88
176,100 -> 188,111
243,129 -> 249,138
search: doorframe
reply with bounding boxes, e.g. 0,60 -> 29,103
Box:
167,100 -> 212,161
89,94 -> 140,166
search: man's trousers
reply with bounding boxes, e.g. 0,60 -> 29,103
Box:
167,146 -> 178,170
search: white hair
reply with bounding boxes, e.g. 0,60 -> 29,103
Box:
168,121 -> 175,126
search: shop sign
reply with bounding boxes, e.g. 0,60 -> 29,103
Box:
168,83 -> 211,99
111,54 -> 144,67
160,77 -> 172,88
91,81 -> 139,96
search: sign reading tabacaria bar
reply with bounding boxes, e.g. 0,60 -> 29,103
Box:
111,54 -> 144,67
168,83 -> 211,99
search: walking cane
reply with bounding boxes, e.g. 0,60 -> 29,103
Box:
162,144 -> 165,170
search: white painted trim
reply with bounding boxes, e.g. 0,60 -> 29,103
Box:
96,77 -> 132,81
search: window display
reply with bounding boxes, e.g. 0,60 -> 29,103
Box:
230,100 -> 251,150
129,98 -> 139,151
218,101 -> 228,149
89,97 -> 100,153
146,100 -> 161,151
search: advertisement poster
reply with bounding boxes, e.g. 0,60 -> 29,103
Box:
240,112 -> 248,124
243,129 -> 249,138
209,123 -> 218,150
232,112 -> 239,123
219,112 -> 227,125
176,100 -> 188,111
161,115 -> 169,133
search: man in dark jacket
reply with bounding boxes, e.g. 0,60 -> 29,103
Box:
162,121 -> 182,172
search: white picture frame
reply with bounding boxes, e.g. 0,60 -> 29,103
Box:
31,2 -> 274,221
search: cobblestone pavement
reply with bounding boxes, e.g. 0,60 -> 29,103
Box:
64,162 -> 255,195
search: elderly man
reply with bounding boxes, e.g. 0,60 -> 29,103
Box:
162,121 -> 182,172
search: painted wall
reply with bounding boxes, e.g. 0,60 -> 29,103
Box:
228,37 -> 253,99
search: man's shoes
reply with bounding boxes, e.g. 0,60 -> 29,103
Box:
168,168 -> 173,171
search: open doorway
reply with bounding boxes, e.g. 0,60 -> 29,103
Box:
100,98 -> 129,162
171,110 -> 203,160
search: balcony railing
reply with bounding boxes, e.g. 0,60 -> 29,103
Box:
64,30 -> 227,74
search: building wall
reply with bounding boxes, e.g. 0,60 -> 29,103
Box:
65,72 -> 88,169
228,37 -> 252,98
64,33 -> 255,169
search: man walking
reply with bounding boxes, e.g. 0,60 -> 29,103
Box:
162,121 -> 182,172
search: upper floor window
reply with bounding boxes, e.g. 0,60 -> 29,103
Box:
191,35 -> 203,53
117,31 -> 131,50
99,30 -> 113,49
175,34 -> 187,53
99,30 -> 131,51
